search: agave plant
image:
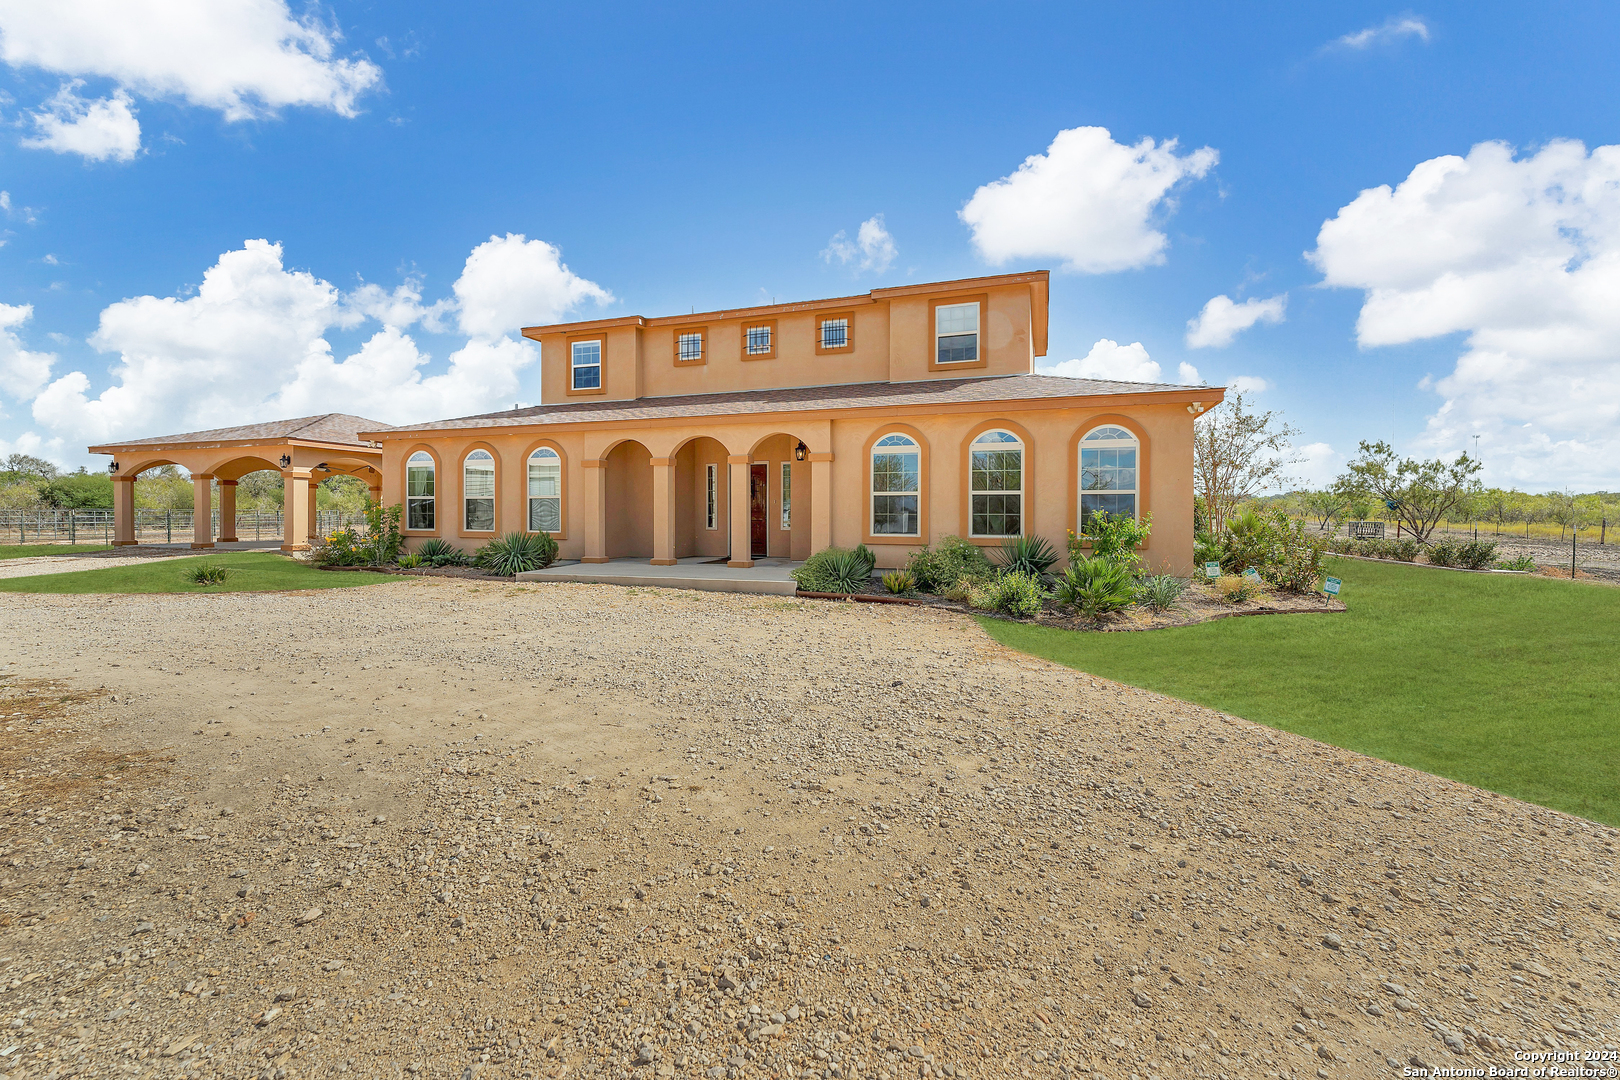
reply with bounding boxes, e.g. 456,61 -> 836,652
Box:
881,569 -> 916,595
184,562 -> 233,585
415,538 -> 459,567
1135,573 -> 1188,612
475,532 -> 559,576
992,534 -> 1060,580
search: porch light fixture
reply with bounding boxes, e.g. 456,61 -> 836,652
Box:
794,441 -> 808,462
107,460 -> 120,475
315,462 -> 331,472
1186,402 -> 1206,416
278,454 -> 292,468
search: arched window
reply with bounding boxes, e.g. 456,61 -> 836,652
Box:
969,429 -> 1022,537
527,447 -> 561,533
871,433 -> 920,536
464,449 -> 495,531
406,451 -> 435,530
1079,425 -> 1138,528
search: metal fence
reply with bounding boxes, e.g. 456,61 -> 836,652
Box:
0,509 -> 370,545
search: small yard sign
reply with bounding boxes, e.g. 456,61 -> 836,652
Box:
1242,567 -> 1261,584
1204,561 -> 1221,579
1323,576 -> 1342,596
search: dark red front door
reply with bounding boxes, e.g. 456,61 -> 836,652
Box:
749,464 -> 768,557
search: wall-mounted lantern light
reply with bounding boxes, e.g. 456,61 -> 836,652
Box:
107,460 -> 120,475
278,454 -> 292,468
794,441 -> 808,462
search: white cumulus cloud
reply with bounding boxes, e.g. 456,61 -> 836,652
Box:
1293,442 -> 1345,488
959,126 -> 1218,273
0,303 -> 56,401
22,83 -> 140,162
1227,375 -> 1271,394
453,234 -> 613,338
1332,15 -> 1431,50
822,214 -> 897,273
1185,293 -> 1287,348
1309,137 -> 1620,488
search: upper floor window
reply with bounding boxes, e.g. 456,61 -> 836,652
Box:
969,429 -> 1022,537
871,433 -> 920,536
1080,425 -> 1138,528
676,330 -> 704,364
406,451 -> 435,530
745,324 -> 773,356
464,449 -> 495,531
571,340 -> 601,390
819,316 -> 850,351
528,447 -> 561,533
936,302 -> 980,364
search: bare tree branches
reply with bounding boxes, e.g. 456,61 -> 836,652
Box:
1192,391 -> 1300,535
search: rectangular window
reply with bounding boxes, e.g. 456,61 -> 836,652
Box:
745,324 -> 773,355
571,340 -> 601,390
970,448 -> 1022,537
676,330 -> 704,364
406,460 -> 435,530
936,302 -> 980,364
464,459 -> 495,532
780,462 -> 792,530
871,452 -> 921,536
705,463 -> 718,530
528,457 -> 561,533
1080,446 -> 1138,528
819,317 -> 849,350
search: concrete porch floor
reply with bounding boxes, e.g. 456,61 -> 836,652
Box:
517,556 -> 801,594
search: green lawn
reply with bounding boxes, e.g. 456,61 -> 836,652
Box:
0,543 -> 113,559
0,552 -> 399,595
979,557 -> 1620,824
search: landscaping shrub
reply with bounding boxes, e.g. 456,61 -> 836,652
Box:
184,562 -> 232,585
416,538 -> 472,567
881,569 -> 916,595
1262,514 -> 1326,592
1456,539 -> 1497,570
792,545 -> 877,593
1427,538 -> 1461,567
1496,553 -> 1536,571
396,554 -> 423,569
475,532 -> 558,576
1217,510 -> 1273,575
1391,539 -> 1419,562
1053,556 -> 1136,619
1194,533 -> 1223,569
1136,574 -> 1188,612
992,535 -> 1060,580
986,570 -> 1045,617
1070,511 -> 1152,573
314,503 -> 404,567
906,536 -> 995,593
1216,573 -> 1261,603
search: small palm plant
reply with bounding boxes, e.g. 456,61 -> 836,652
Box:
184,562 -> 233,586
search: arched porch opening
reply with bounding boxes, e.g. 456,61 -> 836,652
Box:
603,439 -> 655,559
743,433 -> 813,561
670,436 -> 731,560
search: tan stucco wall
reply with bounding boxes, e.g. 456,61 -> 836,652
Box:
378,398 -> 1204,575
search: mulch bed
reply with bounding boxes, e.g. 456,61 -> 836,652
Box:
318,564 -> 515,581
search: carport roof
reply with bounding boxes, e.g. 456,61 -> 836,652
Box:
89,413 -> 389,453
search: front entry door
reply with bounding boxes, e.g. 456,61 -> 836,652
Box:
749,464 -> 769,557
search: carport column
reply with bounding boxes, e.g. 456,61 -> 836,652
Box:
726,455 -> 753,568
281,469 -> 312,552
580,458 -> 608,562
807,452 -> 834,554
190,473 -> 215,549
112,475 -> 137,546
650,457 -> 676,565
217,480 -> 238,542
307,477 -> 321,545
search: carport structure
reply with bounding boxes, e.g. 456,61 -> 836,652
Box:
88,414 -> 387,551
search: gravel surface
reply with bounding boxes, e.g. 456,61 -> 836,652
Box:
0,579 -> 1616,1080
0,553 -> 195,580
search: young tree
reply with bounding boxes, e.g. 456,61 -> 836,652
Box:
1342,442 -> 1481,543
1299,486 -> 1348,529
1192,391 -> 1301,536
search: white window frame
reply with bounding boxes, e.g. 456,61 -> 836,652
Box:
819,316 -> 849,350
705,463 -> 718,530
463,449 -> 496,532
1079,425 -> 1140,529
745,324 -> 773,355
780,461 -> 792,530
935,301 -> 980,365
677,331 -> 704,363
870,433 -> 921,537
968,429 -> 1023,538
406,451 -> 435,531
527,447 -> 562,534
571,339 -> 602,390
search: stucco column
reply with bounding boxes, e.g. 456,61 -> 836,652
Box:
112,475 -> 137,546
281,469 -> 312,552
307,478 -> 321,544
190,474 -> 215,549
217,480 -> 238,542
650,457 -> 676,565
580,458 -> 608,563
727,455 -> 753,568
808,452 -> 834,554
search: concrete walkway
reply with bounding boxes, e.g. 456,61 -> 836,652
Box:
517,556 -> 800,595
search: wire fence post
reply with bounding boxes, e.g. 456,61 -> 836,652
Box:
166,509 -> 172,544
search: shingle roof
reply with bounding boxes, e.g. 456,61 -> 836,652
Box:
98,413 -> 390,448
366,375 -> 1214,436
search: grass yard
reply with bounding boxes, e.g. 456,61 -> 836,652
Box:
0,552 -> 398,595
0,543 -> 113,559
981,557 -> 1620,825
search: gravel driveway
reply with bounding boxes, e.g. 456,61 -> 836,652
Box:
0,580 -> 1613,1079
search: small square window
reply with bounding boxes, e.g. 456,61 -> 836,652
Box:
819,317 -> 849,350
740,319 -> 777,360
675,329 -> 705,365
746,325 -> 772,354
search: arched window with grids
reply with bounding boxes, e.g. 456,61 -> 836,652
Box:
463,449 -> 495,531
870,433 -> 920,536
527,447 -> 561,533
406,451 -> 435,530
1079,425 -> 1138,529
968,429 -> 1023,537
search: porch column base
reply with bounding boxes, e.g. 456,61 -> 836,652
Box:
112,540 -> 138,547
580,556 -> 611,564
280,542 -> 311,553
649,558 -> 677,566
727,559 -> 754,569
189,542 -> 215,550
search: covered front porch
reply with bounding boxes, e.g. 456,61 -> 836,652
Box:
89,414 -> 387,553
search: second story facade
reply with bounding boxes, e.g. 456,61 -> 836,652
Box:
522,271 -> 1050,402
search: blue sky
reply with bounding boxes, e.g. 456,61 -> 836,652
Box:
1,1 -> 1617,490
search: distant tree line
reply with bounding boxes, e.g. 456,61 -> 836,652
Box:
0,455 -> 368,513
